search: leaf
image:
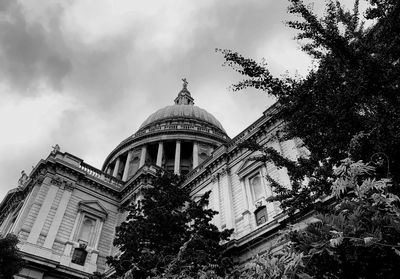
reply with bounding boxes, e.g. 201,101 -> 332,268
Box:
393,248 -> 400,257
363,237 -> 375,245
330,236 -> 343,247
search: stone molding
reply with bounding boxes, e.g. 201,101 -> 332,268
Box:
51,176 -> 75,192
78,200 -> 108,221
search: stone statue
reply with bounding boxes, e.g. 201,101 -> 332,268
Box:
52,144 -> 60,154
18,170 -> 28,187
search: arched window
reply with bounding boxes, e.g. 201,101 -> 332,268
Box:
255,206 -> 268,226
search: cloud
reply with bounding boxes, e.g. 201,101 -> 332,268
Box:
0,0 -> 324,200
0,0 -> 138,112
0,0 -> 71,93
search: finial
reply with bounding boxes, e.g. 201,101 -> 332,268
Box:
174,78 -> 194,105
182,78 -> 188,90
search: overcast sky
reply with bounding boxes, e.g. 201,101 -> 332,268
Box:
0,0 -> 360,200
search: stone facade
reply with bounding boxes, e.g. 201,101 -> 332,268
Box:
0,84 -> 304,278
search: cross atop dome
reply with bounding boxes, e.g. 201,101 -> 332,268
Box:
174,78 -> 194,105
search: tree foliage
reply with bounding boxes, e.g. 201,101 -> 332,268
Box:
0,234 -> 24,279
148,240 -> 306,279
290,159 -> 400,278
218,0 -> 400,277
218,0 -> 400,213
107,171 -> 233,279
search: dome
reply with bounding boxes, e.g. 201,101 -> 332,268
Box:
102,79 -> 229,176
138,104 -> 226,133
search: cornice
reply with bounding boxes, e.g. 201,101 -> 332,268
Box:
21,251 -> 89,279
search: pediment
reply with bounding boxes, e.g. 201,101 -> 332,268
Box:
78,200 -> 108,220
236,158 -> 264,179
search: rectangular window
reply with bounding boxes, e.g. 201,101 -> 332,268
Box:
77,216 -> 96,247
255,206 -> 268,226
249,173 -> 265,202
71,248 -> 88,266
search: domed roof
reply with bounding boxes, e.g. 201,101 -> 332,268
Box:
138,79 -> 226,133
139,104 -> 226,133
102,79 -> 229,171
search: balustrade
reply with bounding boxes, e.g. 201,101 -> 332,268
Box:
79,162 -> 123,187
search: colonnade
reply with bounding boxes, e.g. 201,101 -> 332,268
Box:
107,141 -> 201,181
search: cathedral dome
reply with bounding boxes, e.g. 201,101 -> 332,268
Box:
102,79 -> 229,179
138,104 -> 226,133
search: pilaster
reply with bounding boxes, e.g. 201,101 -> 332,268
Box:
43,182 -> 74,249
12,184 -> 40,235
211,175 -> 222,229
26,177 -> 58,244
219,168 -> 235,230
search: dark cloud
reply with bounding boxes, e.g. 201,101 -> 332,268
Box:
0,0 -> 137,112
0,0 -> 71,92
0,0 -> 290,112
0,0 -> 314,200
67,35 -> 137,110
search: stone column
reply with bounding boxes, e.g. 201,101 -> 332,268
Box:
156,142 -> 164,167
122,151 -> 133,181
192,142 -> 199,168
174,140 -> 181,174
112,157 -> 121,178
139,145 -> 147,168
43,184 -> 74,248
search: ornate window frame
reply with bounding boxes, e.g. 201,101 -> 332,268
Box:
237,159 -> 275,228
68,200 -> 108,269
